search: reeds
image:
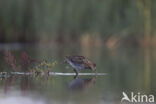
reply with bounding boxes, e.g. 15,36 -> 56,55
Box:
0,0 -> 155,45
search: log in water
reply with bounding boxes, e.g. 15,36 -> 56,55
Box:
0,72 -> 107,77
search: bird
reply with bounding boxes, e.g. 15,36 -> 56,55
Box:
68,77 -> 96,91
65,55 -> 96,76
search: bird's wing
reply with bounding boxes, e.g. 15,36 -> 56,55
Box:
83,58 -> 94,67
67,56 -> 91,68
70,57 -> 85,65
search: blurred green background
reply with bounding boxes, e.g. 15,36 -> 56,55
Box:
0,0 -> 156,47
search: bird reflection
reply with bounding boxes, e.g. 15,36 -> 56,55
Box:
68,76 -> 96,91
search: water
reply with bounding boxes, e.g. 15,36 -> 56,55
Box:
0,44 -> 156,104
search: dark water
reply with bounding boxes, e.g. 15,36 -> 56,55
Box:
0,44 -> 156,104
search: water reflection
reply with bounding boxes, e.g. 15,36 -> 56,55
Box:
68,76 -> 96,91
4,75 -> 33,95
0,94 -> 45,104
4,75 -> 17,94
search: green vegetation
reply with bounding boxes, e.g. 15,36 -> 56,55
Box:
0,0 -> 155,44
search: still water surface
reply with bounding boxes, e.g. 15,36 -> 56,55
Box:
0,44 -> 155,104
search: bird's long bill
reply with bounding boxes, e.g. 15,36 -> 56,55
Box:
95,70 -> 97,76
92,68 -> 97,75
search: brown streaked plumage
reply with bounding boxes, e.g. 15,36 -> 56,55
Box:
65,55 -> 96,76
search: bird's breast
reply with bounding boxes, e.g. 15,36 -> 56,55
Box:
66,59 -> 83,70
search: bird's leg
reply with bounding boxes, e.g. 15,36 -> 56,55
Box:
73,69 -> 78,78
74,75 -> 78,79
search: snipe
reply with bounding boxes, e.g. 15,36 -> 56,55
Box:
65,55 -> 96,76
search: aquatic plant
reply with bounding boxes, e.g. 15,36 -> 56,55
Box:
3,50 -> 57,74
32,60 -> 57,75
4,50 -> 17,71
19,51 -> 36,71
